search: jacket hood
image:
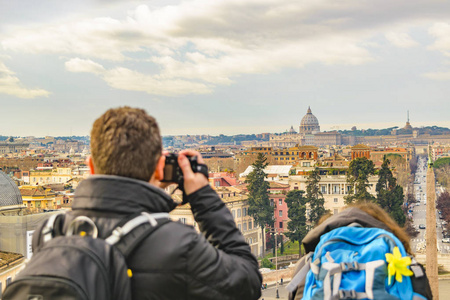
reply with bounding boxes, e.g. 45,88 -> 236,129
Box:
302,207 -> 391,253
72,175 -> 178,213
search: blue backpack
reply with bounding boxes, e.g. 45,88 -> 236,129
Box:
289,226 -> 428,300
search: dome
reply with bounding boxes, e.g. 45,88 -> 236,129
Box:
299,106 -> 320,135
300,107 -> 319,126
0,170 -> 23,206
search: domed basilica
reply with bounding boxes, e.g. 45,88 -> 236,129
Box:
0,170 -> 24,215
299,106 -> 320,135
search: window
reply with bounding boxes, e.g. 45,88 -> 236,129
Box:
243,223 -> 247,231
238,224 -> 241,231
179,218 -> 187,224
249,221 -> 252,229
279,210 -> 283,217
294,187 -> 298,190
237,209 -> 241,217
303,162 -> 311,167
334,198 -> 338,203
321,185 -> 327,194
334,209 -> 338,215
6,276 -> 12,287
232,210 -> 236,218
279,222 -> 283,228
243,207 -> 247,216
279,199 -> 283,206
333,185 -> 339,194
270,199 -> 274,206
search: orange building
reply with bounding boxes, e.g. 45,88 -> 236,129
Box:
351,144 -> 371,160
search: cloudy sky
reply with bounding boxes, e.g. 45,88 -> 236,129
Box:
1,0 -> 450,137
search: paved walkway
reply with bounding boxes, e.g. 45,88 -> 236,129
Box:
260,279 -> 450,299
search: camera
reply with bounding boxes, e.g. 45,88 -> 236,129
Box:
162,153 -> 208,191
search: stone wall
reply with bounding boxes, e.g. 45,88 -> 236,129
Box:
416,253 -> 450,272
262,267 -> 296,285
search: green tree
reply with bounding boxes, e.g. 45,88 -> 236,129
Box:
280,235 -> 285,255
261,257 -> 275,269
345,157 -> 376,204
284,190 -> 308,255
376,158 -> 406,226
306,168 -> 327,225
246,153 -> 273,248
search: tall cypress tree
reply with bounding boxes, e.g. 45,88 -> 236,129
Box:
246,153 -> 273,249
284,190 -> 308,256
345,157 -> 376,204
306,167 -> 327,225
376,157 -> 406,226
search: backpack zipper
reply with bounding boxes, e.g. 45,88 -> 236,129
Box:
315,233 -> 399,261
42,243 -> 111,300
6,275 -> 89,300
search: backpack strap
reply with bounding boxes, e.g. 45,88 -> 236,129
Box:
41,212 -> 66,243
319,260 -> 386,300
286,252 -> 313,294
105,212 -> 171,257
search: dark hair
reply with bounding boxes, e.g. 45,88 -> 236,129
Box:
90,107 -> 162,181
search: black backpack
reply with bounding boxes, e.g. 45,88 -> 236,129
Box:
3,212 -> 170,300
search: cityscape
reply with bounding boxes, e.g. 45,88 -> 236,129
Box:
1,107 -> 450,298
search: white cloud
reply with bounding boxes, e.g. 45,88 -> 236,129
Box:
65,58 -> 105,74
3,0 -> 450,96
423,71 -> 450,81
0,61 -> 50,98
103,67 -> 212,96
385,32 -> 418,48
65,58 -> 211,96
428,22 -> 450,56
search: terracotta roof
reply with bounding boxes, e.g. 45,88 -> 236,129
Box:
351,144 -> 371,150
19,186 -> 55,197
298,146 -> 318,150
269,182 -> 290,188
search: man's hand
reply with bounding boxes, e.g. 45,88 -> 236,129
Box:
178,150 -> 209,195
156,151 -> 174,189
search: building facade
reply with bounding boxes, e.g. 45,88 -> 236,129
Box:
169,188 -> 265,258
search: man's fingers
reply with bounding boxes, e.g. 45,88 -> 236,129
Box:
178,150 -> 205,164
178,154 -> 195,180
177,150 -> 209,195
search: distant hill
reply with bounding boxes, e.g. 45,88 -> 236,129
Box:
338,126 -> 450,137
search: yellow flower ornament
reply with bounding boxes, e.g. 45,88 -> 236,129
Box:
385,246 -> 413,285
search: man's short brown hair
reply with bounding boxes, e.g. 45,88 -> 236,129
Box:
90,107 -> 162,182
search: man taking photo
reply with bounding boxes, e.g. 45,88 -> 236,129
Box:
74,106 -> 262,299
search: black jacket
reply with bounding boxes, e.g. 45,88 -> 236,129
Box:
66,175 -> 262,300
